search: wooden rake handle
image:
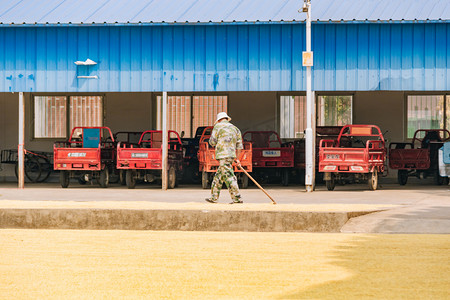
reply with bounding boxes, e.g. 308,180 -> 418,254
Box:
236,163 -> 277,205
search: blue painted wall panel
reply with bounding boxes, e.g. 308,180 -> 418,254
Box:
357,25 -> 369,91
248,25 -> 259,91
412,24 -> 425,91
346,25 -> 358,91
435,24 -> 447,91
335,25 -> 346,90
368,25 -> 380,91
424,25 -> 436,91
0,23 -> 449,92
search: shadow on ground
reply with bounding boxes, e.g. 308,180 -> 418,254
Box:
279,234 -> 449,299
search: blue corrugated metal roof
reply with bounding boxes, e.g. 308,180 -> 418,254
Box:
0,0 -> 449,25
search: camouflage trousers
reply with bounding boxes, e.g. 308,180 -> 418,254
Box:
211,157 -> 241,201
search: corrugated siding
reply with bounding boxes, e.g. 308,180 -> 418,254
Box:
0,23 -> 449,92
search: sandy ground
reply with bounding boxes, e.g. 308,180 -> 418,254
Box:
0,229 -> 448,299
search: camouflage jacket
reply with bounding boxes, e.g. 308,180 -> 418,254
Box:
209,120 -> 243,160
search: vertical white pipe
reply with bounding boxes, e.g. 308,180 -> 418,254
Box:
18,92 -> 25,189
289,96 -> 295,137
156,95 -> 162,130
161,92 -> 168,190
305,0 -> 315,192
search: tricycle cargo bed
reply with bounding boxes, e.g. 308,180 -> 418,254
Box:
197,126 -> 252,189
54,148 -> 102,171
116,130 -> 183,171
318,124 -> 386,191
243,131 -> 294,168
389,148 -> 430,170
117,148 -> 163,169
319,147 -> 385,173
198,141 -> 252,173
53,126 -> 117,188
388,129 -> 450,186
252,148 -> 294,167
294,126 -> 343,169
116,130 -> 183,189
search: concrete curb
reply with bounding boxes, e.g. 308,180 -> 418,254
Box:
0,209 -> 378,232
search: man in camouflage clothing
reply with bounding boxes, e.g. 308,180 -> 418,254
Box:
205,112 -> 243,204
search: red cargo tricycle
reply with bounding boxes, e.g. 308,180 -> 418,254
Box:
319,125 -> 386,191
113,131 -> 143,185
116,130 -> 183,189
389,129 -> 450,185
197,126 -> 252,189
293,126 -> 343,183
243,131 -> 294,186
53,127 -> 116,188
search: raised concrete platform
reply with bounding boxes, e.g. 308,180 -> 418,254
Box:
0,206 -> 379,232
0,182 -> 448,233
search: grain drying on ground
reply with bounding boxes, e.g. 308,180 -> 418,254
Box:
0,230 -> 448,299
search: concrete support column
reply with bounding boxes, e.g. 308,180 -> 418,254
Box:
18,92 -> 25,189
161,92 -> 168,190
304,0 -> 315,192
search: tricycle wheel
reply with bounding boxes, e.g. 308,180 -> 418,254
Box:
168,166 -> 176,189
35,157 -> 52,183
15,158 -> 42,183
108,168 -> 120,184
434,170 -> 445,185
78,176 -> 87,185
368,169 -> 378,191
60,171 -> 70,188
201,171 -> 209,189
126,170 -> 136,189
281,169 -> 289,186
119,170 -> 126,185
325,174 -> 335,191
99,168 -> 109,188
397,170 -> 408,185
240,173 -> 249,189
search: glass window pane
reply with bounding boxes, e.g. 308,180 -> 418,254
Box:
192,96 -> 228,137
168,96 -> 191,138
407,95 -> 444,138
317,96 -> 352,126
294,96 -> 306,136
69,96 -> 103,137
279,96 -> 306,138
156,95 -> 227,138
34,96 -> 67,138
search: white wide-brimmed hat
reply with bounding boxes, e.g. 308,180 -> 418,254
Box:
215,112 -> 231,124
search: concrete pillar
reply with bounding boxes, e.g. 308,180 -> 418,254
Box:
18,92 -> 25,189
161,92 -> 168,190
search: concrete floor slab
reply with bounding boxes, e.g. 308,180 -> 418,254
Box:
0,182 -> 448,233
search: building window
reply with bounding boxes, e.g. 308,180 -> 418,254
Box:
34,95 -> 103,139
279,96 -> 306,138
192,96 -> 227,135
317,95 -> 353,126
166,96 -> 192,138
158,95 -> 228,138
407,95 -> 449,138
34,96 -> 67,138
